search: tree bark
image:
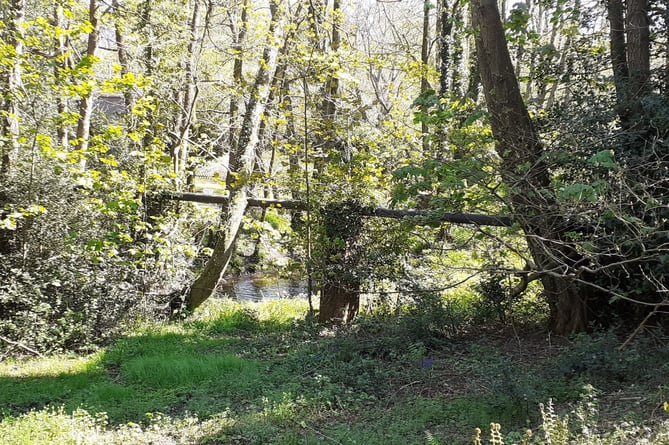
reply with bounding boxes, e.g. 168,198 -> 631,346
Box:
227,0 -> 250,152
626,0 -> 650,99
320,283 -> 359,323
420,0 -> 431,152
472,0 -> 588,333
184,0 -> 284,312
140,0 -> 154,76
112,0 -> 134,112
607,0 -> 629,121
322,0 -> 341,120
75,0 -> 100,158
161,192 -> 513,226
54,1 -> 70,148
0,0 -> 24,255
0,0 -> 25,177
172,0 -> 203,188
319,201 -> 363,323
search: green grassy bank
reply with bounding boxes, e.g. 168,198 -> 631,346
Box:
1,297 -> 668,444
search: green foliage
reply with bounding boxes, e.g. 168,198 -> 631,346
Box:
547,332 -> 669,388
1,298 -> 668,444
468,386 -> 669,445
475,273 -> 514,324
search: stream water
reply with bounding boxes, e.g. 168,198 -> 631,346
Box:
217,275 -> 307,302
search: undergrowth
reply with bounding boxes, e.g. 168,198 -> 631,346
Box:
0,296 -> 667,445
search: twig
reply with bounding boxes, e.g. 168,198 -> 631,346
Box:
298,421 -> 345,445
0,335 -> 43,357
619,305 -> 660,351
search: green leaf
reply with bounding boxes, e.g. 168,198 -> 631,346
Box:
588,150 -> 617,169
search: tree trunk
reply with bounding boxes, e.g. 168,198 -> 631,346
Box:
0,0 -> 24,255
626,0 -> 650,99
172,0 -> 203,188
184,0 -> 284,313
54,1 -> 70,148
75,0 -> 100,158
112,0 -> 134,112
140,0 -> 154,76
0,0 -> 24,177
420,0 -> 431,152
607,0 -> 628,119
471,0 -> 588,333
319,201 -> 363,323
320,283 -> 360,323
227,0 -> 250,152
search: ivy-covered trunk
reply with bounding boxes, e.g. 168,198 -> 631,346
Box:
318,202 -> 363,323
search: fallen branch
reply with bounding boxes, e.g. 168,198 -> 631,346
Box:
0,335 -> 43,357
619,305 -> 661,351
159,192 -> 514,227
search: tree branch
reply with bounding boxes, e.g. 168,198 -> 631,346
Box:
159,192 -> 514,227
0,335 -> 43,358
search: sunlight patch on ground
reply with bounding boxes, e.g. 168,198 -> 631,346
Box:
0,353 -> 103,378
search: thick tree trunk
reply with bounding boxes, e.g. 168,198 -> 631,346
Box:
319,202 -> 363,323
472,0 -> 588,333
626,0 -> 650,98
320,283 -> 359,323
185,0 -> 284,312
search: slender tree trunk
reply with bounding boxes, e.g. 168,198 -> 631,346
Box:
54,1 -> 70,148
0,0 -> 24,255
185,0 -> 284,312
112,0 -> 134,112
0,0 -> 24,177
140,0 -> 154,76
471,0 -> 588,333
465,50 -> 481,102
172,0 -> 203,188
75,0 -> 100,158
420,0 -> 431,152
227,0 -> 250,152
435,0 -> 453,152
449,5 -> 463,97
665,3 -> 669,97
322,0 -> 341,120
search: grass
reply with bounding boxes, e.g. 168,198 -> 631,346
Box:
1,297 -> 668,444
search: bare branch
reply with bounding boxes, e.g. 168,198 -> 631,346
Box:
0,335 -> 43,358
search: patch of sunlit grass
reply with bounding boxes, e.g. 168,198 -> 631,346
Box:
121,353 -> 253,389
0,353 -> 103,378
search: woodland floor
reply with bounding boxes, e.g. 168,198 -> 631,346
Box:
1,298 -> 668,444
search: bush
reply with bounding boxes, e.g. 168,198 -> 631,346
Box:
0,150 -> 210,354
